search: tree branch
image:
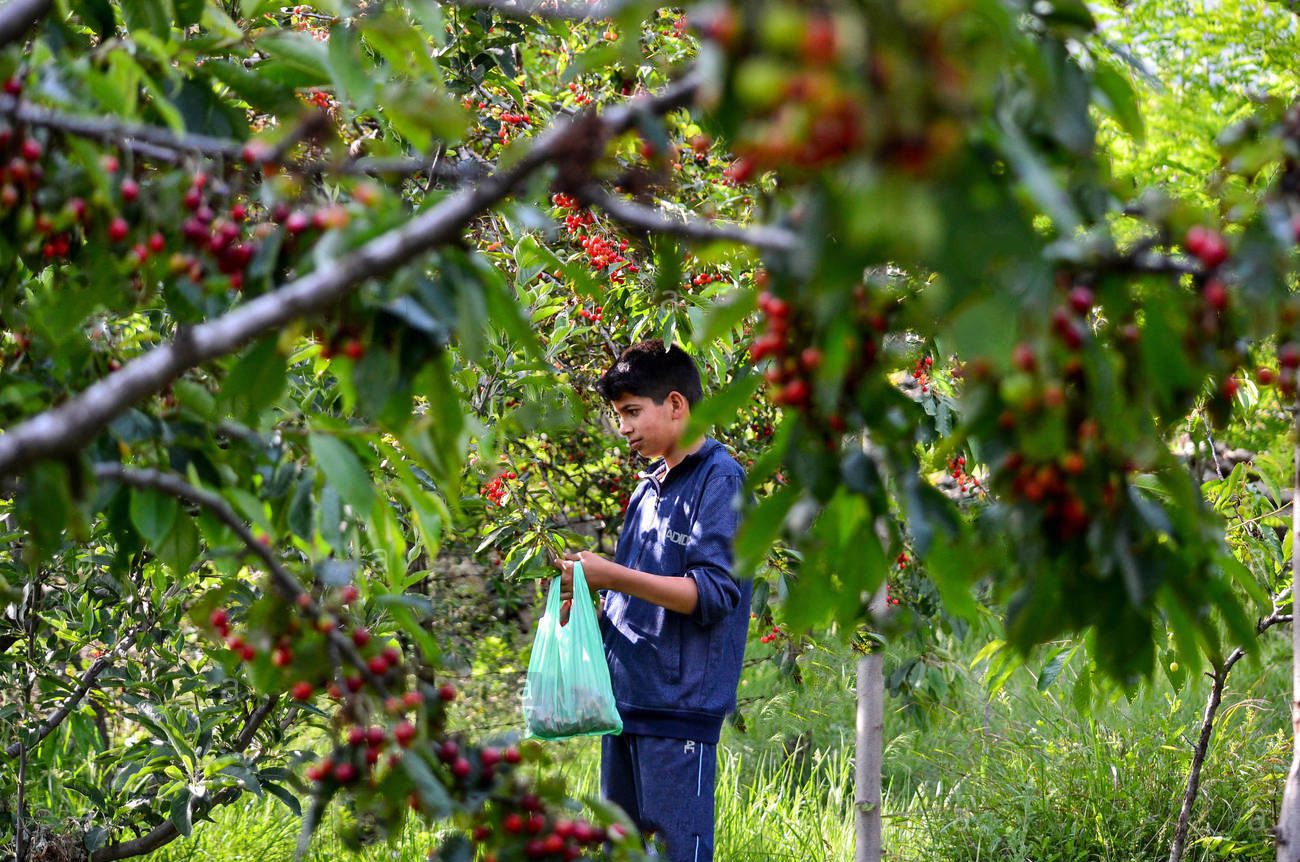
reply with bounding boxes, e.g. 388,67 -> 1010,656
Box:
90,463 -> 390,694
446,0 -> 641,21
0,73 -> 700,477
90,696 -> 280,862
2,616 -> 151,759
0,0 -> 51,49
577,183 -> 800,255
1168,604 -> 1290,862
0,93 -> 479,182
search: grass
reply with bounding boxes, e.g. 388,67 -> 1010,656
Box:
143,629 -> 1290,862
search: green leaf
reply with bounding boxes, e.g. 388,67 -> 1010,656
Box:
1092,58 -> 1145,142
260,31 -> 332,86
261,780 -> 301,816
205,60 -> 299,115
401,753 -> 452,817
155,513 -> 201,576
221,337 -> 287,425
310,434 -> 375,519
130,489 -> 179,546
169,789 -> 193,838
1037,646 -> 1072,692
435,834 -> 473,862
684,369 -> 761,444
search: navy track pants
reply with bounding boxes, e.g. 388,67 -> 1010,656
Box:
600,733 -> 717,862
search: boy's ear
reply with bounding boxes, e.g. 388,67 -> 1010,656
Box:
669,391 -> 689,418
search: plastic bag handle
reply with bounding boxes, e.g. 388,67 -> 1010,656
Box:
545,559 -> 591,626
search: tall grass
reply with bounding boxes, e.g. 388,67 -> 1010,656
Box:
145,632 -> 1290,862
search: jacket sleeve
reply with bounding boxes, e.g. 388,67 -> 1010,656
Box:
683,470 -> 744,627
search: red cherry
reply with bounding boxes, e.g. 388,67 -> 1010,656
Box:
351,627 -> 371,647
800,347 -> 822,369
542,834 -> 564,854
776,378 -> 810,407
1280,343 -> 1300,370
348,726 -> 366,746
1012,343 -> 1036,372
437,740 -> 459,763
402,690 -> 424,708
504,745 -> 522,764
1202,279 -> 1228,311
120,178 -> 139,203
394,720 -> 416,747
472,825 -> 491,842
1067,285 -> 1094,315
333,762 -> 358,784
1258,367 -> 1276,386
339,584 -> 359,603
20,138 -> 41,162
183,186 -> 203,211
504,813 -> 524,834
3,77 -> 22,97
285,211 -> 310,234
451,757 -> 471,779
367,654 -> 390,675
108,217 -> 129,242
148,232 -> 166,254
65,197 -> 87,223
802,15 -> 837,64
291,680 -> 314,700
209,608 -> 229,628
272,646 -> 293,667
1186,225 -> 1228,268
343,338 -> 365,360
238,644 -> 256,662
480,746 -> 500,767
1221,376 -> 1239,399
438,683 -> 457,702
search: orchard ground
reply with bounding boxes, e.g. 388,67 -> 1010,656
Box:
142,612 -> 1286,862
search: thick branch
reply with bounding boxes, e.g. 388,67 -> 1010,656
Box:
2,618 -> 149,759
447,0 -> 640,21
0,0 -> 51,49
0,93 -> 476,181
577,183 -> 800,255
90,696 -> 279,862
0,74 -> 699,476
91,463 -> 388,693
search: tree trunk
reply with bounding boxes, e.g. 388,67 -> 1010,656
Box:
1277,402 -> 1300,861
855,584 -> 886,862
1169,665 -> 1227,862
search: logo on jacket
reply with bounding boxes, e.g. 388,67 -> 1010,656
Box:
684,740 -> 696,755
665,528 -> 689,546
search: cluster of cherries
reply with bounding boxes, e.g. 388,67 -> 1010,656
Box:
482,472 -> 517,507
749,289 -> 819,410
473,792 -> 621,862
757,623 -> 784,645
999,452 -> 1093,540
577,304 -> 604,322
911,355 -> 933,395
947,455 -> 982,496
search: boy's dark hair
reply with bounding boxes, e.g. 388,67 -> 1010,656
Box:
596,340 -> 704,406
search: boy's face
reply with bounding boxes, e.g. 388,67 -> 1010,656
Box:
610,392 -> 686,460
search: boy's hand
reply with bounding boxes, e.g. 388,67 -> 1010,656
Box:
551,550 -> 605,626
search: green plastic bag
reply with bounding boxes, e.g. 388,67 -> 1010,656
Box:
522,561 -> 622,740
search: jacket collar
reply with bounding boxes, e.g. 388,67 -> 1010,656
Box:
638,438 -> 719,485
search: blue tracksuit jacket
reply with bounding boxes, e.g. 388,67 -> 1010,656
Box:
602,438 -> 751,744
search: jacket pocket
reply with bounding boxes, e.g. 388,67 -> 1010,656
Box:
623,602 -> 681,688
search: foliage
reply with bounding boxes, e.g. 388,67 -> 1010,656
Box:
2,0 -> 1300,857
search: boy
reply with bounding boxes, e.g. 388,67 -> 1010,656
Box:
555,340 -> 751,862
